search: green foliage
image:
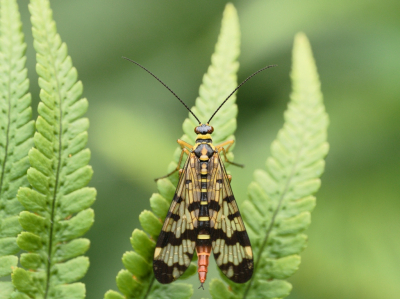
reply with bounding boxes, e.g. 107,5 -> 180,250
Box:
8,0 -> 96,298
167,2 -> 240,184
209,33 -> 329,299
105,3 -> 240,299
0,0 -> 33,296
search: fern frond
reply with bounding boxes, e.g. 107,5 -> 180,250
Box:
12,0 -> 96,298
0,0 -> 33,296
169,2 -> 240,185
105,3 -> 240,299
209,33 -> 329,298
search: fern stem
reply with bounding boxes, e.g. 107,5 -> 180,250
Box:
243,135 -> 307,298
40,12 -> 65,299
44,56 -> 63,299
0,63 -> 11,197
143,275 -> 155,299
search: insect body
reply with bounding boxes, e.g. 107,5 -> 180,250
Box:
123,56 -> 275,288
153,124 -> 253,287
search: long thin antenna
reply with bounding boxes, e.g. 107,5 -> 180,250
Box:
122,56 -> 201,124
208,64 -> 277,124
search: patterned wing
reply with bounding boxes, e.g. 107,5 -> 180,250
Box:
208,153 -> 253,283
153,153 -> 201,283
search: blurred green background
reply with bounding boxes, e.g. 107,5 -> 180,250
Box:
16,0 -> 400,298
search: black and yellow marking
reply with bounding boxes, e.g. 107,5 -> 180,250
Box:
153,134 -> 253,285
125,58 -> 273,286
195,142 -> 213,248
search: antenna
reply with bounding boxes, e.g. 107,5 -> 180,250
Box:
208,64 -> 277,124
122,56 -> 201,124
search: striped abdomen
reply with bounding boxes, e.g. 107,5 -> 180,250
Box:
195,143 -> 213,284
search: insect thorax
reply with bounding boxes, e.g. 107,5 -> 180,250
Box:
194,134 -> 215,160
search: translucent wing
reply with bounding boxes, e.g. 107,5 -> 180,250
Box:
153,153 -> 201,283
208,153 -> 253,283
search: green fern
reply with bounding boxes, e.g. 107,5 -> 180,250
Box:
0,0 -> 33,297
11,0 -> 96,298
209,33 -> 329,299
104,3 -> 240,299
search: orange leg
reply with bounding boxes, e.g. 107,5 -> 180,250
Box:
177,139 -> 193,150
216,140 -> 244,168
215,139 -> 235,153
154,139 -> 192,181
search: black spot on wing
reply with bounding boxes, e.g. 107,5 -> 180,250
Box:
153,258 -> 193,284
153,260 -> 175,283
215,258 -> 253,283
208,200 -> 220,212
188,201 -> 200,212
210,229 -> 251,246
165,211 -> 180,221
222,195 -> 235,203
156,230 -> 197,247
227,211 -> 240,221
173,195 -> 184,204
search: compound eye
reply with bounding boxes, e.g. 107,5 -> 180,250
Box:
208,126 -> 214,134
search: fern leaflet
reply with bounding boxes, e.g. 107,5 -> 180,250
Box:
0,0 -> 33,297
11,0 -> 96,298
209,33 -> 329,299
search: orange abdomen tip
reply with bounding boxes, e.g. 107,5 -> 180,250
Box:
196,245 -> 212,283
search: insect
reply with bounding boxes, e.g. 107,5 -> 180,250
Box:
123,57 -> 275,289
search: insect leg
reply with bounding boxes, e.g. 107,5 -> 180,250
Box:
154,140 -> 192,181
215,139 -> 235,153
216,140 -> 244,168
177,139 -> 193,150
